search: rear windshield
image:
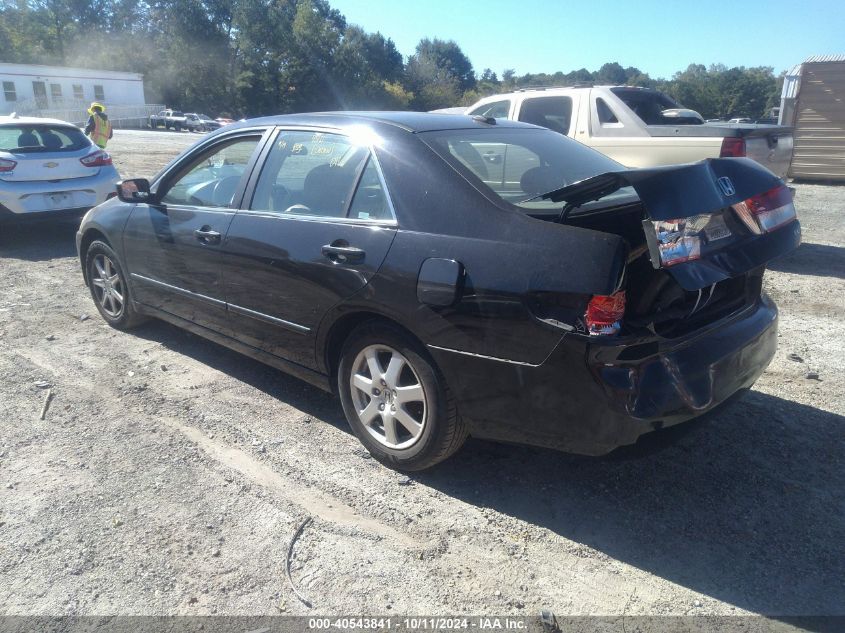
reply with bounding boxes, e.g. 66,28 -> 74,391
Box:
420,127 -> 635,213
0,125 -> 90,153
611,88 -> 702,125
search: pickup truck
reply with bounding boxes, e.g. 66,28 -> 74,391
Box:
184,113 -> 222,133
466,86 -> 793,178
149,109 -> 188,131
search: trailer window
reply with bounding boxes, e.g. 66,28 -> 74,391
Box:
50,83 -> 63,106
3,81 -> 16,102
94,85 -> 105,101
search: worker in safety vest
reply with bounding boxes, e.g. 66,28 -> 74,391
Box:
84,102 -> 113,149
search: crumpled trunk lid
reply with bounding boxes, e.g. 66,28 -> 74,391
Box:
545,157 -> 801,291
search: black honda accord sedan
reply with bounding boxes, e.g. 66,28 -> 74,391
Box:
76,112 -> 800,470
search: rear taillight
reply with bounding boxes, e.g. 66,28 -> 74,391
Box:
720,137 -> 746,157
732,185 -> 797,234
0,158 -> 17,172
586,290 -> 626,336
80,150 -> 112,167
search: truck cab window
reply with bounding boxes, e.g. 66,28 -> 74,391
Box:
468,100 -> 511,119
518,96 -> 573,135
596,98 -> 620,125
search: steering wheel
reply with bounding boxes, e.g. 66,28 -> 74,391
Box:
211,176 -> 241,207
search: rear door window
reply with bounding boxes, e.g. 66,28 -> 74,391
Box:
251,130 -> 391,220
517,96 -> 573,135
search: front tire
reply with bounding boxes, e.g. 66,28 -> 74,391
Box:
337,322 -> 467,471
85,240 -> 146,330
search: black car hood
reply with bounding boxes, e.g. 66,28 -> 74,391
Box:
542,157 -> 783,220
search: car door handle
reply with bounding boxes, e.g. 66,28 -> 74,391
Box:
322,243 -> 365,264
194,227 -> 221,245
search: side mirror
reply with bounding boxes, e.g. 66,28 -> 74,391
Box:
116,178 -> 153,203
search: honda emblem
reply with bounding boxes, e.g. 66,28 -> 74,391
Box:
717,176 -> 735,197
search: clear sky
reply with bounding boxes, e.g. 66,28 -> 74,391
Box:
329,0 -> 845,79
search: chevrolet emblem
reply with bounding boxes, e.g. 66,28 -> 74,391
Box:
43,162 -> 58,168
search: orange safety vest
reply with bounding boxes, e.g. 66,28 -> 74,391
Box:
91,114 -> 112,149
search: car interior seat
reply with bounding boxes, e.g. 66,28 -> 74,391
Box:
520,165 -> 562,197
40,130 -> 63,150
300,164 -> 357,216
17,131 -> 39,147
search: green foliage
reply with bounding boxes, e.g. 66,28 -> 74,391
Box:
0,1 -> 782,120
666,63 -> 780,118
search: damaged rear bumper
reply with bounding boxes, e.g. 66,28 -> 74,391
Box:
430,294 -> 778,455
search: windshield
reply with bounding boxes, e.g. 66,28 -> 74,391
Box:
0,124 -> 90,153
420,127 -> 635,213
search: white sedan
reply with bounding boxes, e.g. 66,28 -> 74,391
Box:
0,115 -> 120,223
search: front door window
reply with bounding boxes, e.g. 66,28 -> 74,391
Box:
161,136 -> 260,208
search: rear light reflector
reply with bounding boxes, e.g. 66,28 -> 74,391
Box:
720,137 -> 746,157
586,290 -> 625,336
0,158 -> 17,172
732,185 -> 796,234
80,150 -> 112,167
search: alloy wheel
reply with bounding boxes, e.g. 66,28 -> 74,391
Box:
90,254 -> 125,318
349,344 -> 427,450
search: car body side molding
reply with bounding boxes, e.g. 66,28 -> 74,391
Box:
130,273 -> 226,308
228,303 -> 310,334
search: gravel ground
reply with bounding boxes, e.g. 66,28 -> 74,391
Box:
0,130 -> 842,618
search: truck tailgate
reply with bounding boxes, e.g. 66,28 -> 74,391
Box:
744,128 -> 793,179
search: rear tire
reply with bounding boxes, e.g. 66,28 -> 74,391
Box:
85,240 -> 146,330
337,322 -> 467,471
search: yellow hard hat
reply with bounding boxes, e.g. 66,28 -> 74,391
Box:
88,102 -> 105,115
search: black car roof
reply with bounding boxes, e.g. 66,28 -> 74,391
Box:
229,111 -> 537,133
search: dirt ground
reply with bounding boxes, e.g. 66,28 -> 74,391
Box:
1,129 -> 843,619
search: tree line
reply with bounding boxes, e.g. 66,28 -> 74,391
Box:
0,0 -> 782,120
